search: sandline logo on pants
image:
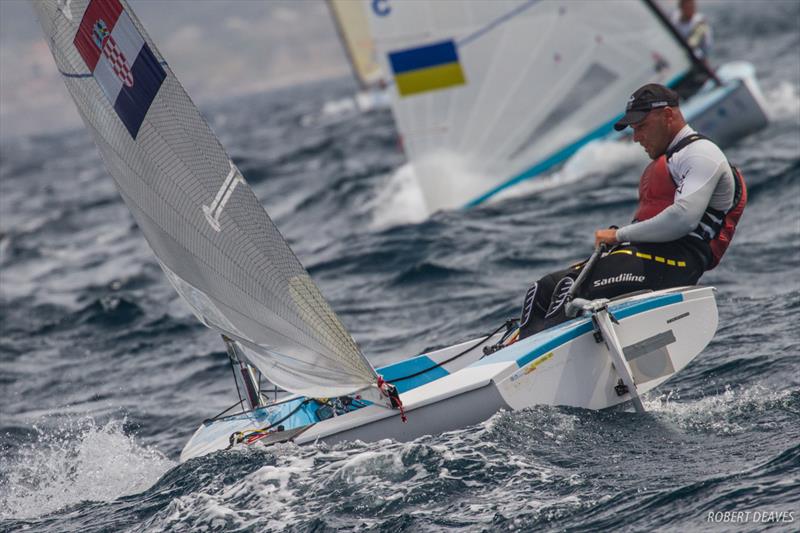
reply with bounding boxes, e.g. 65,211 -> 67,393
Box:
592,273 -> 646,288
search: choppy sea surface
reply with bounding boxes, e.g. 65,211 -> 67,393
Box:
2,3 -> 799,532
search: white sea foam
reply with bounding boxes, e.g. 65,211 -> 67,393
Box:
0,417 -> 173,520
763,81 -> 800,122
145,446 -> 317,531
143,418 -> 586,530
302,91 -> 390,128
320,96 -> 358,117
644,384 -> 791,435
367,162 -> 430,229
308,91 -> 391,128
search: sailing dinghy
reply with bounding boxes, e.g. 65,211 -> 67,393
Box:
326,0 -> 391,112
365,0 -> 769,211
34,0 -> 719,463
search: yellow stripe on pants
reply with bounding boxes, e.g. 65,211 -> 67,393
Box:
609,249 -> 686,267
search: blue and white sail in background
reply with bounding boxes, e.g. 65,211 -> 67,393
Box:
367,0 -> 694,210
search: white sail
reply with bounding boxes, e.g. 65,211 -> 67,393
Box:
33,0 -> 379,398
327,0 -> 385,90
366,0 -> 694,210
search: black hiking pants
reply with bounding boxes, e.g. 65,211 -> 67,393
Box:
518,240 -> 706,339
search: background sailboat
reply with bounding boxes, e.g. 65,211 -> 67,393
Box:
327,0 -> 384,91
325,0 -> 391,113
366,0 -> 768,211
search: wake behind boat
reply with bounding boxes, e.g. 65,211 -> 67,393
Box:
33,0 -> 720,464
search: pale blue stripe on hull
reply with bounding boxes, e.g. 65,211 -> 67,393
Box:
473,292 -> 684,370
377,354 -> 449,394
463,73 -> 689,208
464,113 -> 623,207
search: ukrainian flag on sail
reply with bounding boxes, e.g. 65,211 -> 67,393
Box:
389,40 -> 466,97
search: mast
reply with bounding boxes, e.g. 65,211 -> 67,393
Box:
223,335 -> 265,411
327,0 -> 367,90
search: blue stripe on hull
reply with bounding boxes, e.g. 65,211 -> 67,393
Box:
463,73 -> 689,208
464,114 -> 622,207
377,354 -> 449,394
612,292 -> 682,320
473,292 -> 685,370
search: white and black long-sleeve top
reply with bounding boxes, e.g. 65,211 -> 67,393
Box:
616,125 -> 734,244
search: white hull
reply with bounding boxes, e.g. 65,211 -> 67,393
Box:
681,62 -> 770,149
181,286 -> 717,461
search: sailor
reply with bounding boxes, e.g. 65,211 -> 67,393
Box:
671,0 -> 714,99
518,83 -> 746,339
672,0 -> 713,61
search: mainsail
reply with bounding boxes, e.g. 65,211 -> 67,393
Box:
327,0 -> 385,90
366,0 -> 695,210
33,0 -> 379,397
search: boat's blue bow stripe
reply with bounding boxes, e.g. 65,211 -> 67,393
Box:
377,355 -> 449,394
611,292 -> 683,320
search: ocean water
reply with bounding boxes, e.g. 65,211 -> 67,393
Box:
2,2 -> 799,531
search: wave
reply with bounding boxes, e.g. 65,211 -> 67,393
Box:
0,417 -> 173,521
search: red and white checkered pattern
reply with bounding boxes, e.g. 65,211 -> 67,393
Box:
74,0 -> 143,105
102,35 -> 134,87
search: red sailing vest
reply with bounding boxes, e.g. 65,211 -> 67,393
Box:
632,133 -> 747,270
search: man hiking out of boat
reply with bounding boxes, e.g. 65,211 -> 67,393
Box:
517,83 -> 746,339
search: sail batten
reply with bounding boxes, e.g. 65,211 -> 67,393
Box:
34,0 -> 378,397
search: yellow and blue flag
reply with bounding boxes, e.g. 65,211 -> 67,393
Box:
389,40 -> 466,97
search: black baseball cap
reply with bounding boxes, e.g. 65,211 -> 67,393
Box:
613,83 -> 680,131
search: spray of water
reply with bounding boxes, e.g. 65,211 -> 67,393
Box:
763,81 -> 800,122
367,162 -> 430,229
644,384 -> 793,435
0,417 -> 174,520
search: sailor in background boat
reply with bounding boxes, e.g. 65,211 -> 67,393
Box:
672,0 -> 712,61
671,0 -> 714,98
518,83 -> 746,339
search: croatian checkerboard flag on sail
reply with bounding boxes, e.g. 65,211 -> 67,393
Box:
73,0 -> 165,139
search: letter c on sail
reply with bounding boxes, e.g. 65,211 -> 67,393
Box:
202,161 -> 244,232
372,0 -> 391,17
